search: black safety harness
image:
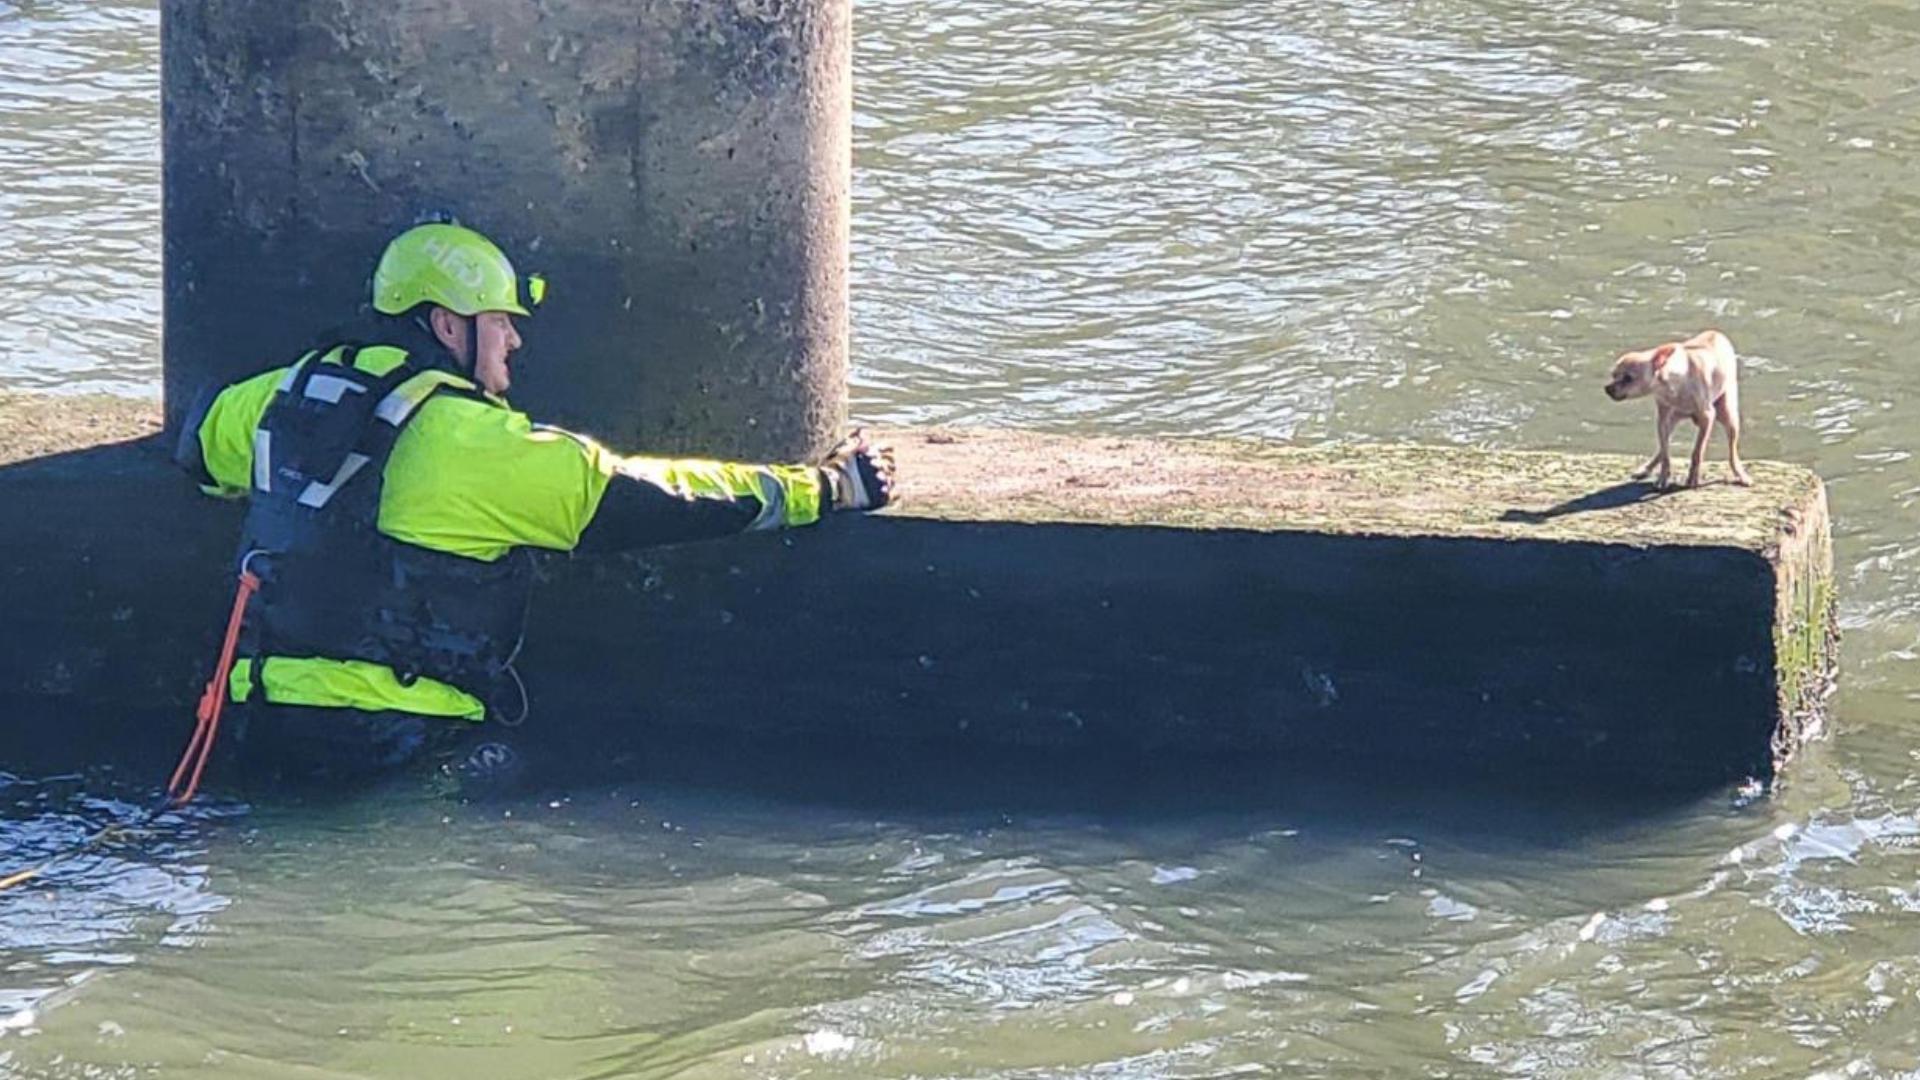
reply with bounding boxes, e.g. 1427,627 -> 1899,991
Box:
234,345 -> 535,720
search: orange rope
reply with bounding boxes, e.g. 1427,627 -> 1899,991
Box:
0,865 -> 42,891
167,568 -> 260,807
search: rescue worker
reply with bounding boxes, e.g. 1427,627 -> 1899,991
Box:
172,222 -> 893,794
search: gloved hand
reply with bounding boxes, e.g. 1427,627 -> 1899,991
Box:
819,428 -> 896,512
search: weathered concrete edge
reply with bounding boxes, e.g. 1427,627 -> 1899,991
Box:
0,392 -> 161,465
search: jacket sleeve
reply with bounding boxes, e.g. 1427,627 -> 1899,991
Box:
175,365 -> 294,499
574,448 -> 831,552
376,402 -> 830,560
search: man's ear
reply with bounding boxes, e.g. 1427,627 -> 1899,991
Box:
427,306 -> 463,356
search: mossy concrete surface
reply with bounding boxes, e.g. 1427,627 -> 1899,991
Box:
0,396 -> 1836,792
881,426 -> 1819,548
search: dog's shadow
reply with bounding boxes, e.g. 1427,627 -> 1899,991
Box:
1499,480 -> 1677,525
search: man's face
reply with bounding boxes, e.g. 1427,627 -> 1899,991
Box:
434,307 -> 523,396
470,311 -> 523,396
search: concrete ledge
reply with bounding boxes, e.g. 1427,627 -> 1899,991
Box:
0,395 -> 1836,791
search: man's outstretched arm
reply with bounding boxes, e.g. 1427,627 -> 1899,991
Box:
388,406 -> 894,560
574,430 -> 895,552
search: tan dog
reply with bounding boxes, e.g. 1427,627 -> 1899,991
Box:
1604,329 -> 1752,489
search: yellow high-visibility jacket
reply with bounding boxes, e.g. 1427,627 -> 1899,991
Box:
178,343 -> 829,721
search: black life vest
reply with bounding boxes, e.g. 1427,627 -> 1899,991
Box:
235,346 -> 534,712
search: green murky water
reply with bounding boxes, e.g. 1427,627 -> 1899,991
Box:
6,0 -> 1920,1075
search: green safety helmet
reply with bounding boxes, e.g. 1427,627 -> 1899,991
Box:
371,223 -> 547,317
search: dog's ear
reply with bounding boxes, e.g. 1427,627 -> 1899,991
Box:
1649,344 -> 1677,371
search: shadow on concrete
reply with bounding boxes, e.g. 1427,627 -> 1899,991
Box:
1499,480 -> 1674,524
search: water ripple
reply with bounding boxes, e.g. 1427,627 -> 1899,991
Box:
0,0 -> 158,395
1,777 -> 230,1038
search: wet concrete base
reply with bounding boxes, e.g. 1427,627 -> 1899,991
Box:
0,394 -> 1836,794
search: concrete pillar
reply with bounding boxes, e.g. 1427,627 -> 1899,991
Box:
161,0 -> 849,461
